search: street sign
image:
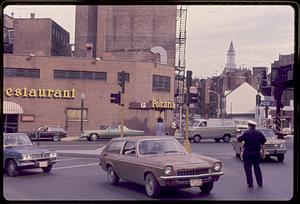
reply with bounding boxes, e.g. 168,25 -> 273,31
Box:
259,100 -> 275,106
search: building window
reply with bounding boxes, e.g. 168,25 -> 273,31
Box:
8,29 -> 14,44
66,108 -> 88,122
54,70 -> 107,81
117,72 -> 130,82
152,75 -> 170,92
4,67 -> 40,78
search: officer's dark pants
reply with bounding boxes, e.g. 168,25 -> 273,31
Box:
243,154 -> 263,186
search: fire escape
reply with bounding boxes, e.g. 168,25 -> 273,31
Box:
175,5 -> 187,131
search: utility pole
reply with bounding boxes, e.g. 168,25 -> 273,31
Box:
119,71 -> 126,137
184,70 -> 192,154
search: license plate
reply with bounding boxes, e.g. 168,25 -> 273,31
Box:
39,161 -> 48,167
190,179 -> 202,186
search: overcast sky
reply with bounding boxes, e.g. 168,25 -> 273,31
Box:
4,5 -> 294,78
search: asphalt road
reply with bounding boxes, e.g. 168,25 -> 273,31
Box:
3,138 -> 294,201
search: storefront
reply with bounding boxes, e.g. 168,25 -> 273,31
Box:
3,101 -> 23,133
3,54 -> 175,136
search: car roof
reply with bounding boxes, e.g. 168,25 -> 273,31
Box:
111,136 -> 177,142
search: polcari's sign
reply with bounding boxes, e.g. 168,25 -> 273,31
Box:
129,99 -> 175,110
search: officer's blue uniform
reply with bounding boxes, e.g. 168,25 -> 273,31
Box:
238,128 -> 266,187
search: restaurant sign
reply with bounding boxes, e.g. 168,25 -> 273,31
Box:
5,87 -> 76,99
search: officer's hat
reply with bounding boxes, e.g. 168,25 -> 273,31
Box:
248,120 -> 257,126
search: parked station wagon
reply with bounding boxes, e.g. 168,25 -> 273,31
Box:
3,133 -> 57,176
99,136 -> 224,198
231,128 -> 287,162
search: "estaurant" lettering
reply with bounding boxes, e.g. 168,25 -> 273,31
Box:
5,87 -> 76,99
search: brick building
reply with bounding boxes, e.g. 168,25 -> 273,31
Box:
74,5 -> 177,66
3,54 -> 175,135
5,13 -> 71,56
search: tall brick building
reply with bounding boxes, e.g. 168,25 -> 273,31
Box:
74,5 -> 177,66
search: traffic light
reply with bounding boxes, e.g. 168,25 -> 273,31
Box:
186,70 -> 192,87
189,92 -> 199,104
118,71 -> 126,93
110,92 -> 121,105
261,70 -> 267,87
256,94 -> 261,106
261,86 -> 272,96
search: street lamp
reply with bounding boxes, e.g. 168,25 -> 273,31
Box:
209,90 -> 220,118
80,94 -> 85,135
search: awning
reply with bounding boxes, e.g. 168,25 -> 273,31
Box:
3,101 -> 23,114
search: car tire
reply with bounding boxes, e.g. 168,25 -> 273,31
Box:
42,164 -> 53,173
145,173 -> 161,198
236,153 -> 241,158
215,138 -> 221,143
199,182 -> 214,194
193,135 -> 201,143
107,165 -> 119,185
53,135 -> 60,142
7,160 -> 19,177
277,154 -> 284,162
222,134 -> 231,143
89,133 -> 98,141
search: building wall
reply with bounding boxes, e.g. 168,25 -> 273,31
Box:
75,5 -> 177,66
13,19 -> 52,56
3,54 -> 174,136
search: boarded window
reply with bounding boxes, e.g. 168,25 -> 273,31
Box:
66,108 -> 88,121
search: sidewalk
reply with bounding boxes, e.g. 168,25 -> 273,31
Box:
61,136 -> 86,141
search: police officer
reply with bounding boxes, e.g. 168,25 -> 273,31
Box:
237,120 -> 266,188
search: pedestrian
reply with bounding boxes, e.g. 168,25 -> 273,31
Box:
156,116 -> 165,136
170,121 -> 177,136
237,120 -> 266,188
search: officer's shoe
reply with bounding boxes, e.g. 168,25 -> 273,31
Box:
248,184 -> 254,188
258,184 -> 263,187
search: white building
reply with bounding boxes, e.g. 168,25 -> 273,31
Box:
224,82 -> 264,120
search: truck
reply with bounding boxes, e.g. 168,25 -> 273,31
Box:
186,119 -> 237,143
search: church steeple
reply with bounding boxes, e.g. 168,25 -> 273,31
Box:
224,41 -> 238,74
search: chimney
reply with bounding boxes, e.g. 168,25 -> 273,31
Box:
30,13 -> 35,19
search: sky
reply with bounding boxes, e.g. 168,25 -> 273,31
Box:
3,5 -> 295,78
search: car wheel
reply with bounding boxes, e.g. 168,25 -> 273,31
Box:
199,182 -> 214,194
89,133 -> 98,141
222,134 -> 231,143
236,153 -> 241,158
215,138 -> 221,143
7,160 -> 19,177
277,154 -> 284,162
53,135 -> 60,142
145,173 -> 161,198
107,165 -> 119,185
193,135 -> 201,143
42,164 -> 53,173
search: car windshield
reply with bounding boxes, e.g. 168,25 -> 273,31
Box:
4,133 -> 33,147
259,129 -> 276,139
138,138 -> 186,156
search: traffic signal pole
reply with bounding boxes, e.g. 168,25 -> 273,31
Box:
184,70 -> 192,154
120,94 -> 124,137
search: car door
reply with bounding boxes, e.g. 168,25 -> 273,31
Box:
106,125 -> 120,138
103,141 -> 125,177
119,141 -> 145,184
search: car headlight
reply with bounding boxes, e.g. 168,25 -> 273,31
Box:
213,162 -> 222,171
164,166 -> 173,176
22,154 -> 32,160
50,152 -> 57,158
280,144 -> 286,148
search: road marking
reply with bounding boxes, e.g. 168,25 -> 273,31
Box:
53,163 -> 99,170
56,158 -> 82,162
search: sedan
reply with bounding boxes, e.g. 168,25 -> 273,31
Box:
99,136 -> 223,198
80,125 -> 145,141
3,133 -> 57,176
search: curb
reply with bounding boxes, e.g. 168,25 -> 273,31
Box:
61,137 -> 86,141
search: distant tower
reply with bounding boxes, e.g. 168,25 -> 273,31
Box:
223,41 -> 238,74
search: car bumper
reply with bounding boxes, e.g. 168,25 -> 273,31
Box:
159,171 -> 224,187
264,148 -> 287,155
17,159 -> 56,170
